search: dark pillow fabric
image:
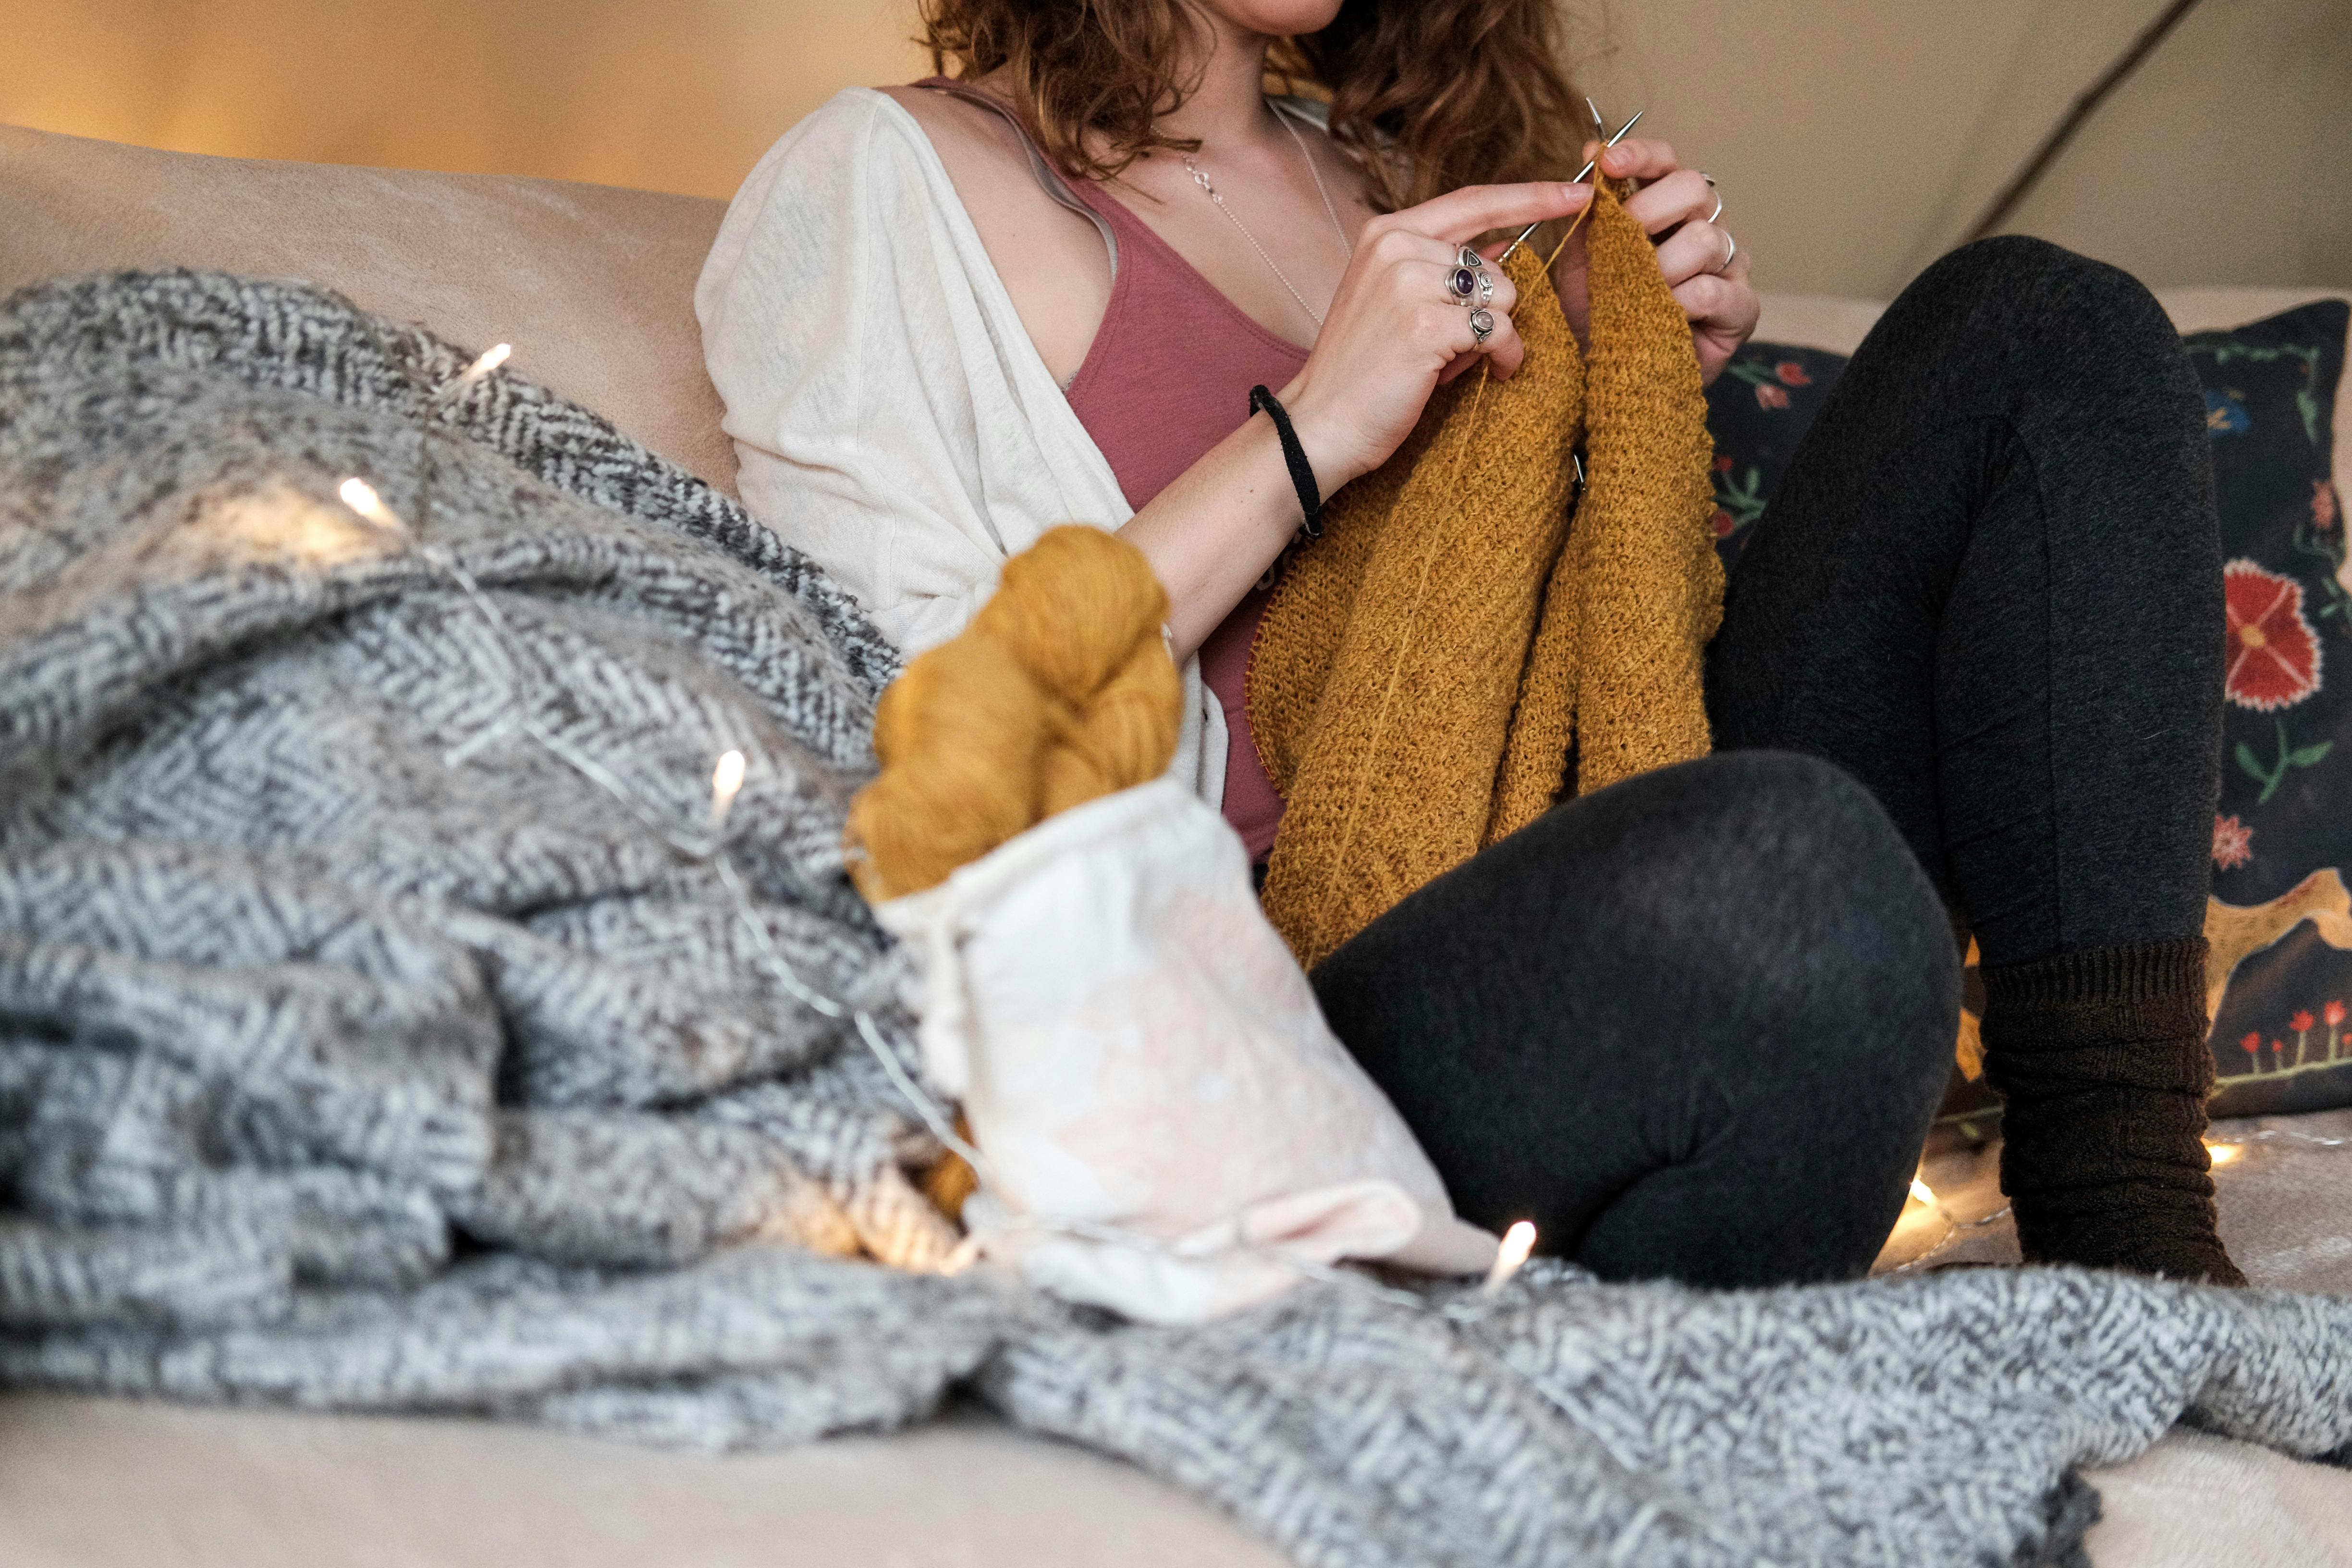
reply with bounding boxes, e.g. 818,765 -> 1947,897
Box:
1703,300 -> 2352,1125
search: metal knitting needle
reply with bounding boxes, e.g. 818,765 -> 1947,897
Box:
1495,109 -> 1644,264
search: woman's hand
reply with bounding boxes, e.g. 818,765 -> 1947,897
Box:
1551,137 -> 1759,386
1280,181 -> 1592,492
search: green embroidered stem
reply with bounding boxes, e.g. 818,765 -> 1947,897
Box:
2236,717 -> 2334,805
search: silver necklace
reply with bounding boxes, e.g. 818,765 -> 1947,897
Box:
1181,102 -> 1353,331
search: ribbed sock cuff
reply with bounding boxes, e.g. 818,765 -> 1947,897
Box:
1979,937 -> 2240,1284
1981,937 -> 2207,1011
1981,938 -> 2213,1097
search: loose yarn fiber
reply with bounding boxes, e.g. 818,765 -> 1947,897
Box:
846,524 -> 1183,903
1250,182 -> 1725,969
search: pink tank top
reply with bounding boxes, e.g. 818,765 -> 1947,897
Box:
918,80 -> 1300,863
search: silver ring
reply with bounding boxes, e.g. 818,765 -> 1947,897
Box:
1477,270 -> 1495,306
1447,262 -> 1481,304
1721,233 -> 1737,271
1458,245 -> 1484,270
1468,307 -> 1495,347
1706,191 -> 1724,225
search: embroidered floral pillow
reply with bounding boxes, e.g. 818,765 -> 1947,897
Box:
1705,300 -> 2352,1122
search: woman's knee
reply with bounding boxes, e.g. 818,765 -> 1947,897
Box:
1603,752 -> 1934,923
1631,752 -> 1960,1082
1895,236 -> 2181,375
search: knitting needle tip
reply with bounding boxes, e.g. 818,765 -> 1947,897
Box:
1497,108 -> 1645,263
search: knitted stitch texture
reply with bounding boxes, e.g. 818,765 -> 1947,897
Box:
6,271 -> 2352,1568
1249,185 -> 1723,968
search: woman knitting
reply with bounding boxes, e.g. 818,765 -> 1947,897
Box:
698,0 -> 2238,1286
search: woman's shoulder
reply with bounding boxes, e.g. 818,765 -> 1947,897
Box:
730,86 -> 941,207
700,87 -> 957,314
719,84 -> 1057,248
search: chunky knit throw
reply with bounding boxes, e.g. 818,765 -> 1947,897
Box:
5,270 -> 2352,1568
1251,185 -> 1725,967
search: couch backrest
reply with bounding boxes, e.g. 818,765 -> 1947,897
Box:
0,124 -> 737,495
11,122 -> 2347,514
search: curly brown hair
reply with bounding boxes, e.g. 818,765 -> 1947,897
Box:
916,0 -> 1591,215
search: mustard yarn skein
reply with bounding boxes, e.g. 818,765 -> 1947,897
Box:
846,525 -> 1183,904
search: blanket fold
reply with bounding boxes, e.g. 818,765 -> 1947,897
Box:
1,269 -> 2347,1568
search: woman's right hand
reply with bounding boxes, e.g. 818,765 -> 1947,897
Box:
1280,181 -> 1593,492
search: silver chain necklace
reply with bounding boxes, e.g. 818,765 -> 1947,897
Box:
1181,102 -> 1353,331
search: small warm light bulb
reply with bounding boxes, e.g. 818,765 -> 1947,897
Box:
1481,1220 -> 1538,1293
711,749 -> 747,831
1909,1177 -> 1936,1206
339,477 -> 387,521
2205,1140 -> 2242,1168
337,477 -> 409,533
459,343 -> 513,383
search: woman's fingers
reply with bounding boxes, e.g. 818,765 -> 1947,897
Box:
1370,229 -> 1521,319
1392,180 -> 1592,246
1654,220 -> 1737,288
1593,135 -> 1683,184
1672,251 -> 1760,385
1437,306 -> 1526,383
1471,256 -> 1521,319
1623,168 -> 1717,239
1482,310 -> 1528,380
1671,269 -> 1745,326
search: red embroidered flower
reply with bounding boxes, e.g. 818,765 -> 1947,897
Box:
1711,508 -> 1736,538
1754,383 -> 1791,411
2212,812 -> 2253,870
2292,1009 -> 2316,1032
2328,1001 -> 2347,1028
1775,361 -> 1812,387
2318,480 -> 2340,533
1715,454 -> 1735,472
2241,1031 -> 2262,1058
2223,559 -> 2323,710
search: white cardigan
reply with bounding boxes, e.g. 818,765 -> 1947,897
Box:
696,87 -> 1227,805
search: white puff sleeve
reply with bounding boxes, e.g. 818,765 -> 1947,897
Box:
696,88 -> 1224,799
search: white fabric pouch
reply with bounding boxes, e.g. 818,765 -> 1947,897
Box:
870,777 -> 1497,1323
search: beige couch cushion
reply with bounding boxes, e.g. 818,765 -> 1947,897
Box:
0,124 -> 735,494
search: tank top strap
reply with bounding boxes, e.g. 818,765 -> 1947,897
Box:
910,77 -> 1118,277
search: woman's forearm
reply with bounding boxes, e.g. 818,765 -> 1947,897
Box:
1116,381 -> 1343,660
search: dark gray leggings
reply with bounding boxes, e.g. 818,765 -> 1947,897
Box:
1311,239 -> 2223,1287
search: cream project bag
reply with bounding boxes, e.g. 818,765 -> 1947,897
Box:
872,777 -> 1498,1323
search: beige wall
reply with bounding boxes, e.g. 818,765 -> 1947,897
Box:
3,0 -> 2346,300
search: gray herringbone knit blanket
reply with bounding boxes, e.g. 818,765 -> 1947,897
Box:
3,270 -> 2350,1568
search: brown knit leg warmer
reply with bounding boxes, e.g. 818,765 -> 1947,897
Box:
1979,939 -> 2245,1286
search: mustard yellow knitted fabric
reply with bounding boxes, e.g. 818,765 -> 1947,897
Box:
1249,184 -> 1724,969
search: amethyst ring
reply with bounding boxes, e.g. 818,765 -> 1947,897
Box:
1447,246 -> 1494,309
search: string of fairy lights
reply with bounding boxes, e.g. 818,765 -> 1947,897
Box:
325,335 -> 1812,1564
341,452 -> 1556,1307
361,338 -> 2342,1280
311,330 -> 2337,1555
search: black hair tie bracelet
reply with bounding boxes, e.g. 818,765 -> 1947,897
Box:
1249,384 -> 1323,541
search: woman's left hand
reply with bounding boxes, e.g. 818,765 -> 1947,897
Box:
1547,136 -> 1760,387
